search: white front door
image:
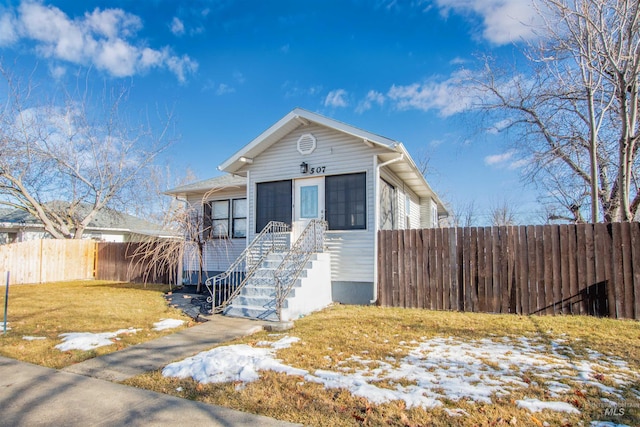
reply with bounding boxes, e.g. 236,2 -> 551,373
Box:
293,177 -> 324,240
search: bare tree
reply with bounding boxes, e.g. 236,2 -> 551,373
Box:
444,200 -> 479,227
0,64 -> 173,238
129,186 -> 230,293
467,0 -> 639,222
489,199 -> 518,226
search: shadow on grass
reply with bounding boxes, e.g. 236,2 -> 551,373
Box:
90,281 -> 174,293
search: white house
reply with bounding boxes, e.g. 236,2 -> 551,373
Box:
0,203 -> 173,244
167,108 -> 448,319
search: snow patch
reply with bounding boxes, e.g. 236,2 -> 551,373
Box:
153,319 -> 185,331
516,398 -> 580,414
55,328 -> 140,351
162,336 -> 306,384
162,334 -> 640,412
22,336 -> 46,341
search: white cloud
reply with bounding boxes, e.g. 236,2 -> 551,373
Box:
216,83 -> 235,95
282,81 -> 323,98
433,0 -> 541,45
170,17 -> 185,36
387,71 -> 473,117
0,12 -> 18,45
484,150 -> 528,169
324,89 -> 348,108
49,64 -> 66,79
356,90 -> 385,113
487,118 -> 512,134
485,150 -> 515,166
0,1 -> 197,82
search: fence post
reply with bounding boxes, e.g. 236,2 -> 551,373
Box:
3,271 -> 9,335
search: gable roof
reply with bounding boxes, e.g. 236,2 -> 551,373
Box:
218,108 -> 448,215
0,203 -> 172,237
165,174 -> 246,198
218,107 -> 400,174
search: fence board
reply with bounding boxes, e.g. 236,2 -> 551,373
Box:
620,222 -> 633,319
378,223 -> 640,320
518,226 -> 529,315
631,223 -> 640,319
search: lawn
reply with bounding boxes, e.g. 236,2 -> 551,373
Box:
125,305 -> 640,426
0,280 -> 193,369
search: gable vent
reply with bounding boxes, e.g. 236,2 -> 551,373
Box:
297,133 -> 316,155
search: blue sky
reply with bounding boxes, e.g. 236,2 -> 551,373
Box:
0,0 -> 545,224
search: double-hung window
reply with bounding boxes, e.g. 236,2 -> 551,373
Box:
325,172 -> 366,230
204,198 -> 247,238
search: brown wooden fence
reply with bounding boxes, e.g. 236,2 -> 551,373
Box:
95,242 -> 174,284
377,223 -> 640,320
0,240 -> 174,285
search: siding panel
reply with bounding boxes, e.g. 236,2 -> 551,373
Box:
247,124 -> 388,283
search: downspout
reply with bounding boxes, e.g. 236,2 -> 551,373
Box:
372,153 -> 404,304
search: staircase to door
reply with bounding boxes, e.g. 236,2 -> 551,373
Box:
205,219 -> 331,322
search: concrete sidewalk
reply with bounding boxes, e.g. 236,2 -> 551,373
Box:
0,356 -> 299,426
61,315 -> 266,382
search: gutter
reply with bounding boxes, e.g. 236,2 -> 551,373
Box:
372,153 -> 404,304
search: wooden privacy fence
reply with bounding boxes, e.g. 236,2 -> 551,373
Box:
0,240 -> 95,285
0,240 -> 174,285
377,222 -> 640,320
95,242 -> 174,284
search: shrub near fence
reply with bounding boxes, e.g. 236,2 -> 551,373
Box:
377,223 -> 640,320
95,242 -> 175,284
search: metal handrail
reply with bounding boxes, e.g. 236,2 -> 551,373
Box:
274,219 -> 327,320
205,221 -> 290,313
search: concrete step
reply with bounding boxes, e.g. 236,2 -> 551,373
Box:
224,304 -> 279,321
232,295 -> 289,309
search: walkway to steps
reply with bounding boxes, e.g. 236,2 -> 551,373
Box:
1,315 -> 299,426
61,315 -> 266,381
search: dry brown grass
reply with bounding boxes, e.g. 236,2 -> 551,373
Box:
126,305 -> 640,426
0,280 -> 193,368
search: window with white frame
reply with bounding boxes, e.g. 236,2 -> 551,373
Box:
204,198 -> 247,238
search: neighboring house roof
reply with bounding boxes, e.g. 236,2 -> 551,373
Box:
165,174 -> 246,198
0,203 -> 174,238
218,107 -> 448,215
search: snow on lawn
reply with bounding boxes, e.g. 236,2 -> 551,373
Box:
153,318 -> 185,331
162,334 -> 640,416
22,336 -> 46,341
55,328 -> 141,351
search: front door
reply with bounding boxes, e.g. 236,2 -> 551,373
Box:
293,177 -> 324,240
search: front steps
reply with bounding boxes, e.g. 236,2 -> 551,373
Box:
223,252 -> 331,321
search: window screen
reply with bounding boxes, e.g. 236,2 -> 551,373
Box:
256,180 -> 292,232
211,200 -> 229,237
325,173 -> 366,230
232,198 -> 247,238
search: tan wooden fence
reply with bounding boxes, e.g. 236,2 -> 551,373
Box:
0,240 -> 96,285
0,240 -> 174,285
377,223 -> 640,320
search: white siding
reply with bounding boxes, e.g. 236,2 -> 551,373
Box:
380,168 -> 422,229
245,124 -> 389,283
186,188 -> 247,273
